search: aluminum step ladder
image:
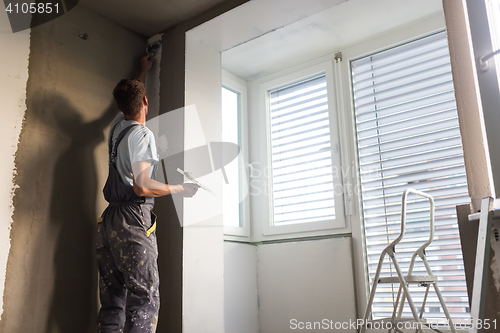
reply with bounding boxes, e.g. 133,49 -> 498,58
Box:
360,189 -> 457,333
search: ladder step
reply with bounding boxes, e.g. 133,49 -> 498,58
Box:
368,317 -> 428,324
377,275 -> 437,284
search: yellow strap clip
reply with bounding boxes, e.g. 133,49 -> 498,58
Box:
147,211 -> 157,237
147,221 -> 157,237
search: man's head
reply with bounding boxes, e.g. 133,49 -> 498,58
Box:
112,79 -> 147,117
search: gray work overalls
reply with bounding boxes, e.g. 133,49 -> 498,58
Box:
96,123 -> 159,333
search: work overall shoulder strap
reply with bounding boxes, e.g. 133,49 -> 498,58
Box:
109,124 -> 140,164
108,121 -> 122,159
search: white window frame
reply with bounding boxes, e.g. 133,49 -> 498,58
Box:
256,61 -> 346,237
350,29 -> 471,322
337,16 -> 456,321
222,69 -> 251,239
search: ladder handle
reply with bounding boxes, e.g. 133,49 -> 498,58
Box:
379,189 -> 435,259
397,189 -> 435,320
391,188 -> 435,254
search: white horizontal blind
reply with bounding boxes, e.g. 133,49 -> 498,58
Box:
269,75 -> 336,225
351,32 -> 471,322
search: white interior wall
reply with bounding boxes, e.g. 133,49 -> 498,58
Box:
224,239 -> 357,333
257,238 -> 357,333
224,242 -> 259,333
0,12 -> 30,317
184,33 -> 225,333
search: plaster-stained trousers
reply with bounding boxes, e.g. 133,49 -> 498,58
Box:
96,124 -> 159,333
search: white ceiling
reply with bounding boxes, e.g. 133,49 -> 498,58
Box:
189,0 -> 445,81
79,0 -> 230,37
187,0 -> 349,52
80,0 -> 445,80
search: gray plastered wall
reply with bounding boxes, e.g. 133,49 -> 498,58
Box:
0,6 -> 145,332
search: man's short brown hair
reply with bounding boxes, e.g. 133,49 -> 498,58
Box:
112,79 -> 146,117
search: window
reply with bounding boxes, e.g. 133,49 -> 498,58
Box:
222,70 -> 250,238
260,62 -> 345,236
269,75 -> 337,225
352,32 -> 471,322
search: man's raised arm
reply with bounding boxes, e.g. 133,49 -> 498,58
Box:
137,54 -> 153,83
